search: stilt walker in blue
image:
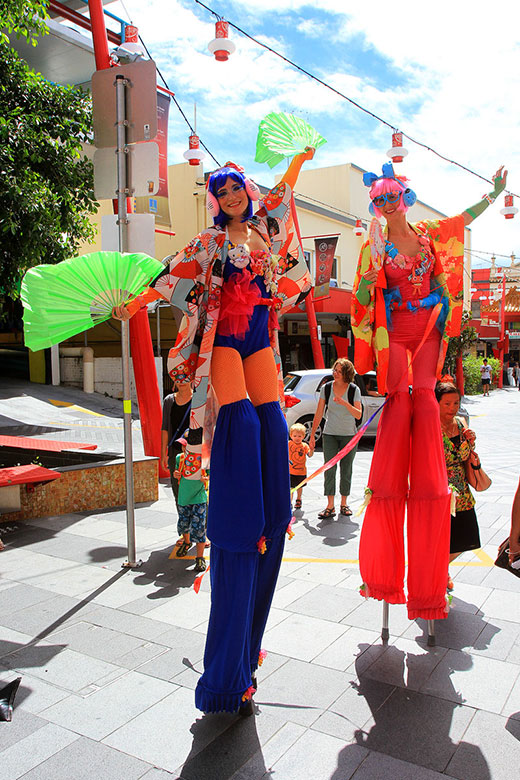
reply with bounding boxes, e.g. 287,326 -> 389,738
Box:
137,149 -> 315,713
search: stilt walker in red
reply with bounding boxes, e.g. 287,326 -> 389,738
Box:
352,163 -> 507,620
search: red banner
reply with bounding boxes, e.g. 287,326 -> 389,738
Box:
314,236 -> 338,299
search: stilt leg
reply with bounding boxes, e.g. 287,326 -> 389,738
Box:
382,601 -> 389,642
427,620 -> 436,646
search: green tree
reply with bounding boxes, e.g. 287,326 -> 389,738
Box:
0,1 -> 98,299
443,310 -> 478,377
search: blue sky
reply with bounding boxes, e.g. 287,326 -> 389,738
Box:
106,0 -> 520,269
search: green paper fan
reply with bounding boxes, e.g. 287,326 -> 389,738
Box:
21,250 -> 164,352
255,111 -> 327,169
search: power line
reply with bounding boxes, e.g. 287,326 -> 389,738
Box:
193,0 -> 518,198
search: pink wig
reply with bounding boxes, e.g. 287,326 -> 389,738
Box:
369,176 -> 409,218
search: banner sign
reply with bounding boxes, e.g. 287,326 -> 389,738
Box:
134,91 -> 171,226
313,236 -> 338,299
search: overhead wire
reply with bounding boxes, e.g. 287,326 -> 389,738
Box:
192,0 -> 518,198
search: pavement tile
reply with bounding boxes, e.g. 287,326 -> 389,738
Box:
262,612 -> 347,662
270,578 -> 316,609
255,658 -> 352,727
341,598 -> 411,636
285,583 -> 362,622
0,723 -> 79,780
17,532 -> 127,567
448,583 -> 493,614
0,583 -> 57,616
2,644 -> 123,693
446,709 -> 520,780
41,670 -> 176,740
17,736 -> 152,780
0,670 -> 70,714
1,594 -> 91,639
0,705 -> 47,751
178,709 -> 288,780
419,648 -> 520,714
470,617 -> 520,662
351,751 -> 459,779
289,560 -> 352,586
26,562 -> 118,598
265,728 -> 368,780
403,610 -> 487,651
479,566 -> 520,592
46,622 -> 155,664
313,676 -> 394,739
362,636 -> 448,691
0,626 -> 33,658
312,625 -> 382,672
144,589 -> 211,629
353,687 -> 476,772
78,605 -> 174,642
228,722 -> 306,780
103,686 -> 233,773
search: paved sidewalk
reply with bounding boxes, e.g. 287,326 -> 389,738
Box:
1,384 -> 520,779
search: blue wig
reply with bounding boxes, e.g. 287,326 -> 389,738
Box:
207,167 -> 253,228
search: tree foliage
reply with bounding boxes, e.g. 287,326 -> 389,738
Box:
0,1 -> 98,298
442,310 -> 479,376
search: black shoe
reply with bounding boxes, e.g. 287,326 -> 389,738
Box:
194,557 -> 206,573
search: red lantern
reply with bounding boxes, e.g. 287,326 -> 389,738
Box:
124,25 -> 139,43
387,131 -> 408,163
183,134 -> 205,166
208,20 -> 236,62
500,194 -> 518,220
354,219 -> 364,237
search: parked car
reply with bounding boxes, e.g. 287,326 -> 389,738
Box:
283,369 -> 384,446
283,369 -> 470,446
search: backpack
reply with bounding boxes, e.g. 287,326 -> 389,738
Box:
323,381 -> 364,430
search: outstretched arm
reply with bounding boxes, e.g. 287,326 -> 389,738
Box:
462,166 -> 507,226
280,147 -> 315,190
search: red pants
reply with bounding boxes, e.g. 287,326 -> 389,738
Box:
359,312 -> 450,620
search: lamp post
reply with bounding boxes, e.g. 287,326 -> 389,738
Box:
498,271 -> 507,389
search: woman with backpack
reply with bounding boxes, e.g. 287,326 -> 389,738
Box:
309,358 -> 362,518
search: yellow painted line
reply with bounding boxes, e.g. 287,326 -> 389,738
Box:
48,400 -> 103,417
474,548 -> 495,566
48,421 -> 123,430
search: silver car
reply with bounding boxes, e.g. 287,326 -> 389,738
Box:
283,370 -> 470,446
283,369 -> 384,446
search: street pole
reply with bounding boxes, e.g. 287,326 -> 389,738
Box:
115,74 -> 137,567
498,271 -> 506,389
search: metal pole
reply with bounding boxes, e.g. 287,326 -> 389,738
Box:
381,601 -> 389,642
50,344 -> 60,386
87,0 -> 112,70
115,73 -> 137,567
498,272 -> 506,389
156,305 -> 161,357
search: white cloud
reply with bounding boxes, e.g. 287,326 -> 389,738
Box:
108,0 -> 520,262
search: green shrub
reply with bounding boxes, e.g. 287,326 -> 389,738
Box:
463,355 -> 500,394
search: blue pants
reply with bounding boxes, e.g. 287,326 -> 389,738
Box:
195,399 -> 291,713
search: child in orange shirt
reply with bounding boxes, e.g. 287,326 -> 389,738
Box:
289,423 -> 311,510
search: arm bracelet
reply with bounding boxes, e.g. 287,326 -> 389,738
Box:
482,193 -> 496,205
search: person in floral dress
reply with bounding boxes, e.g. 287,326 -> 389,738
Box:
114,150 -> 314,714
436,382 -> 480,590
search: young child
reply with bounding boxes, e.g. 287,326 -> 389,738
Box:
174,433 -> 209,573
289,423 -> 311,510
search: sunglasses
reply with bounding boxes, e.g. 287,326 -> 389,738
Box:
216,182 -> 245,199
372,191 -> 402,208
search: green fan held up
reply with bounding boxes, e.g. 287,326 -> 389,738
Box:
255,112 -> 326,169
21,251 -> 164,352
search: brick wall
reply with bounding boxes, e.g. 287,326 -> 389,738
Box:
0,457 -> 158,524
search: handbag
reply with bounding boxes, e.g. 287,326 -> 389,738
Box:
495,539 -> 520,578
464,452 -> 492,492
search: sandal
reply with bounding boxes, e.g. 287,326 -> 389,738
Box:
176,541 -> 191,558
340,505 -> 352,516
294,499 -> 302,510
318,507 -> 335,519
194,557 -> 207,573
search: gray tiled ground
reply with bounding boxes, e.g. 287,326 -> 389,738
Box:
1,381 -> 520,778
